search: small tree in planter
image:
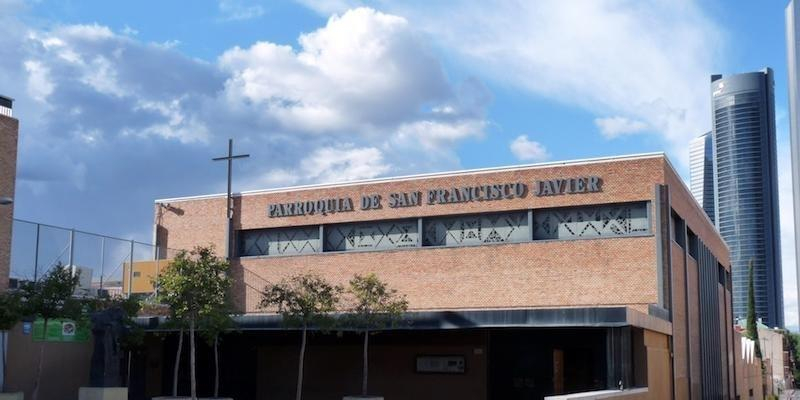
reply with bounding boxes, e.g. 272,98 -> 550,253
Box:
260,274 -> 341,400
155,246 -> 230,400
198,291 -> 235,398
19,264 -> 83,400
0,291 -> 23,393
344,273 -> 408,399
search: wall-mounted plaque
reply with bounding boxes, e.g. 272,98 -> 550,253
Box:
415,355 -> 466,374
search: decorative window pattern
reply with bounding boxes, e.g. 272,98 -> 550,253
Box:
423,211 -> 529,247
239,226 -> 320,256
532,203 -> 649,240
324,220 -> 419,252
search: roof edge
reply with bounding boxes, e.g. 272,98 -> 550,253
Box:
155,152 -> 666,204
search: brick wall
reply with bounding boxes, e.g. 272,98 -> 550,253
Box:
0,115 -> 18,291
156,154 -> 728,315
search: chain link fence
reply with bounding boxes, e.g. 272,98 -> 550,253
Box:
9,218 -> 182,299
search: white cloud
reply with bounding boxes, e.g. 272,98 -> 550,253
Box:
312,1 -> 722,165
0,8 -> 489,241
510,135 -> 549,162
121,25 -> 138,36
218,0 -> 265,21
594,116 -> 650,139
251,145 -> 390,189
23,60 -> 54,102
218,8 -> 479,140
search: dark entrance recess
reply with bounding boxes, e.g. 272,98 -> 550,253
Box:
488,328 -> 608,400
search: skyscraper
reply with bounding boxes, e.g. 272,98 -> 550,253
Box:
785,0 -> 800,329
711,69 -> 783,327
689,131 -> 715,223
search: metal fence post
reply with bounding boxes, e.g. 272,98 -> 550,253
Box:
128,240 -> 134,298
68,228 -> 75,268
154,245 -> 160,298
99,237 -> 105,290
32,223 -> 40,282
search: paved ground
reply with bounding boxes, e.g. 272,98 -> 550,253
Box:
783,389 -> 800,399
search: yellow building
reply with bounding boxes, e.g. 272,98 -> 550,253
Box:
122,259 -> 170,295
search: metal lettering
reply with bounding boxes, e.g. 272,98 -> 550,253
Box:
514,183 -> 527,198
459,187 -> 472,202
588,176 -> 602,192
342,198 -> 354,211
575,178 -> 586,193
409,191 -> 420,206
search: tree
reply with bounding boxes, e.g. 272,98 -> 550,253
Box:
260,274 -> 341,400
198,296 -> 235,398
19,264 -> 83,400
0,291 -> 23,393
154,246 -> 231,400
345,273 -> 408,397
746,259 -> 762,359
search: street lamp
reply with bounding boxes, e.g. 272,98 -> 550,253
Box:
0,197 -> 11,205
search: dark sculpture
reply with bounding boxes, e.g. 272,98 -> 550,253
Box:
89,307 -> 127,387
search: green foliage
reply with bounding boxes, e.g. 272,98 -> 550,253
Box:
198,302 -> 236,346
746,259 -> 762,358
345,273 -> 408,331
0,291 -> 23,331
154,246 -> 232,326
260,273 -> 341,329
19,264 -> 84,326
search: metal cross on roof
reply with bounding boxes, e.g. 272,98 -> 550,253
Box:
213,138 -> 250,259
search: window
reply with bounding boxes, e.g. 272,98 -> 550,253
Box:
533,202 -> 649,240
239,226 -> 321,256
324,219 -> 419,252
237,201 -> 652,257
133,272 -> 141,277
422,211 -> 529,247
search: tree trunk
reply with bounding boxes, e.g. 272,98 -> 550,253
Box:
32,319 -> 47,400
296,326 -> 307,400
362,330 -> 369,396
214,334 -> 220,398
190,319 -> 197,400
173,328 -> 184,397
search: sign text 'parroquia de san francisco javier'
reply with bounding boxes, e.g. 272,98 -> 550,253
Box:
267,176 -> 602,218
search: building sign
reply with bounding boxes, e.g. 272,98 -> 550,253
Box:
268,176 -> 602,218
31,318 -> 90,342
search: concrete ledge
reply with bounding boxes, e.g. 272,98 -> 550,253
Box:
545,388 -> 648,399
79,387 -> 128,400
343,397 -> 384,400
152,397 -> 233,400
0,392 -> 23,400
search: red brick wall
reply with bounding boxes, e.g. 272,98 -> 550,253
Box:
0,115 -> 18,291
156,154 -> 728,315
234,236 -> 657,313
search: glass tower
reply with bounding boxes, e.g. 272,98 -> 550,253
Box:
711,69 -> 783,327
689,131 -> 715,223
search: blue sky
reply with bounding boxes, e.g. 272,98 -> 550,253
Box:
2,0 -> 799,326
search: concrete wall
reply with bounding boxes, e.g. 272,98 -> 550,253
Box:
759,327 -> 788,395
5,322 -> 93,400
0,114 -> 18,290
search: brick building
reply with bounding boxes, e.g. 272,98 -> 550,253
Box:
140,153 -> 738,400
0,96 -> 17,291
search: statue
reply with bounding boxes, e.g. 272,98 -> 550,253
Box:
89,307 -> 127,387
